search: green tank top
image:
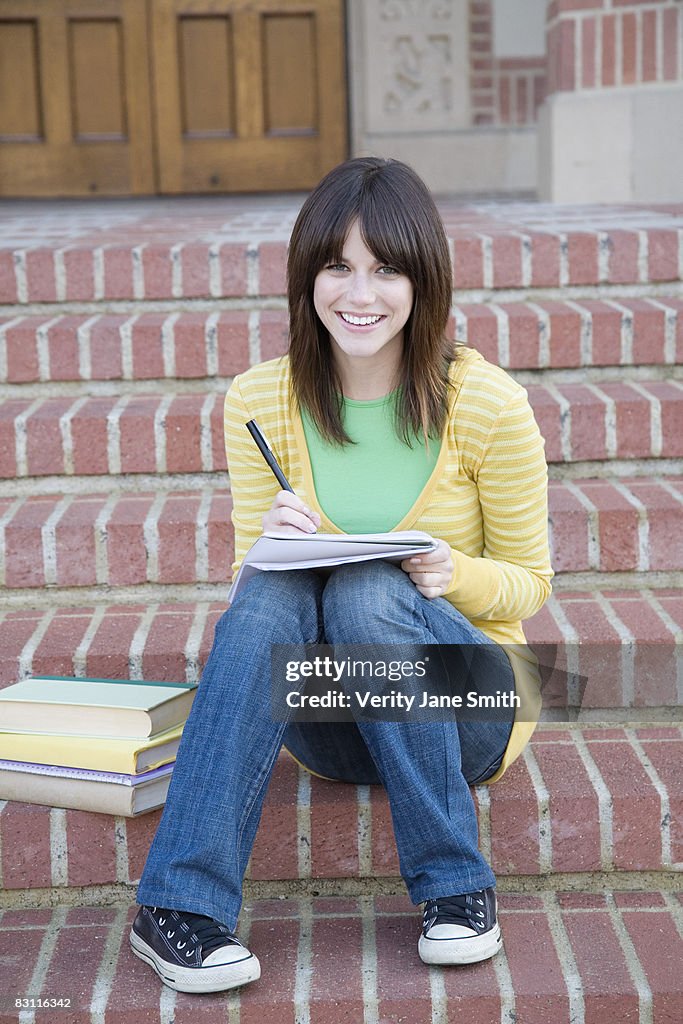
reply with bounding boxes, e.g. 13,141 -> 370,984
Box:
300,390 -> 440,533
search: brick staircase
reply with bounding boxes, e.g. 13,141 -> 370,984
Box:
0,196 -> 682,1022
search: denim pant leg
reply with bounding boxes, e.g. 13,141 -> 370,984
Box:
320,560 -> 514,904
136,569 -> 324,929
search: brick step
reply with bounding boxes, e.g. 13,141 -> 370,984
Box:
1,727 -> 682,895
1,479 -> 682,591
1,197 -> 682,303
2,381 -> 682,481
1,588 -> 681,710
2,893 -> 682,1024
2,298 -> 683,384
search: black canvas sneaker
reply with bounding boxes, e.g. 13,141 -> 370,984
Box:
130,905 -> 260,993
418,887 -> 502,965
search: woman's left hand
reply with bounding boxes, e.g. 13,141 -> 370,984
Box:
400,539 -> 454,599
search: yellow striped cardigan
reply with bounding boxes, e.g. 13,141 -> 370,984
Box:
223,345 -> 554,782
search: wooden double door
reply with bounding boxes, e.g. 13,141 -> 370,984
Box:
0,0 -> 347,195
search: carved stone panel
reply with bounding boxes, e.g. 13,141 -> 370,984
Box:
354,0 -> 469,134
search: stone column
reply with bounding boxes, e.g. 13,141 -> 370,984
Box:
538,0 -> 683,202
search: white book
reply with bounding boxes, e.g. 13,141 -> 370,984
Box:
0,760 -> 175,817
228,530 -> 437,603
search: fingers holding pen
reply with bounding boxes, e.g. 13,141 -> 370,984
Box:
262,490 -> 321,535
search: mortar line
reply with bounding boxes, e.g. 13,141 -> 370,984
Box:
142,492 -> 167,585
41,493 -> 73,585
492,940 -> 516,1024
522,746 -> 552,873
195,489 -> 212,583
16,906 -> 67,1024
184,601 -> 209,685
357,784 -> 373,879
571,730 -> 615,871
297,766 -> 312,880
646,296 -> 678,364
525,299 -> 551,368
542,891 -> 585,1024
19,607 -> 57,680
0,315 -> 23,381
563,479 -> 601,570
627,380 -> 663,457
474,783 -> 492,866
72,606 -> 108,679
93,494 -> 118,588
89,906 -> 128,1024
14,397 -> 45,477
593,592 -> 636,707
360,895 -> 379,1024
564,298 -> 595,366
581,380 -> 617,458
489,301 -> 510,368
603,297 -> 634,364
293,897 -> 312,1024
49,808 -> 68,888
161,311 -> 180,379
605,892 -> 653,1024
610,478 -> 650,571
640,590 -> 683,710
111,815 -> 130,886
624,728 -> 672,867
128,604 -> 158,680
58,395 -> 89,477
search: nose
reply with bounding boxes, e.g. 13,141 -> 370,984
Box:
346,270 -> 375,307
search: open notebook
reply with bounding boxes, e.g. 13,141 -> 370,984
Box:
228,530 -> 437,604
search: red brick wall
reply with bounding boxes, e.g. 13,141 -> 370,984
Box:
469,1 -> 548,125
546,0 -> 683,95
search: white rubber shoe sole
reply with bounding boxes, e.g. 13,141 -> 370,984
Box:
130,927 -> 261,993
418,922 -> 503,965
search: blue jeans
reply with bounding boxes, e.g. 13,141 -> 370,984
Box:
137,561 -> 515,930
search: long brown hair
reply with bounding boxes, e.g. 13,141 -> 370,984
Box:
287,157 -> 454,446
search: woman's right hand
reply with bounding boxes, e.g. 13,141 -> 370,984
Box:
262,490 -> 321,535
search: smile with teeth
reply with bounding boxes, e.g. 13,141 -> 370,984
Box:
338,312 -> 385,326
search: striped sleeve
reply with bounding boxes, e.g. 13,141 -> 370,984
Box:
224,375 -> 282,575
444,386 -> 553,621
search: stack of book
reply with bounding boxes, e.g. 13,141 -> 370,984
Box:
0,675 -> 197,816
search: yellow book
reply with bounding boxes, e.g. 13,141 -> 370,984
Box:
0,721 -> 184,775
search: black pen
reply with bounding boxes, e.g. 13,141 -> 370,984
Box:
245,419 -> 294,493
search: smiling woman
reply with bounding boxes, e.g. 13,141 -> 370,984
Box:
131,156 -> 553,995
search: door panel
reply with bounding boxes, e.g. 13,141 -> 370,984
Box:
263,14 -> 318,135
0,0 -> 155,196
152,0 -> 347,193
69,18 -> 127,139
178,15 -> 236,137
0,20 -> 43,140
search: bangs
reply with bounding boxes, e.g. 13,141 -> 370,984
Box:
356,190 -> 422,278
312,179 -> 422,280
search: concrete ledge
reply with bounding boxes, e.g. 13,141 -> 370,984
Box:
356,127 -> 538,196
538,84 -> 683,203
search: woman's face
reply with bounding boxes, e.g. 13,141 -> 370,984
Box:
313,220 -> 414,376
